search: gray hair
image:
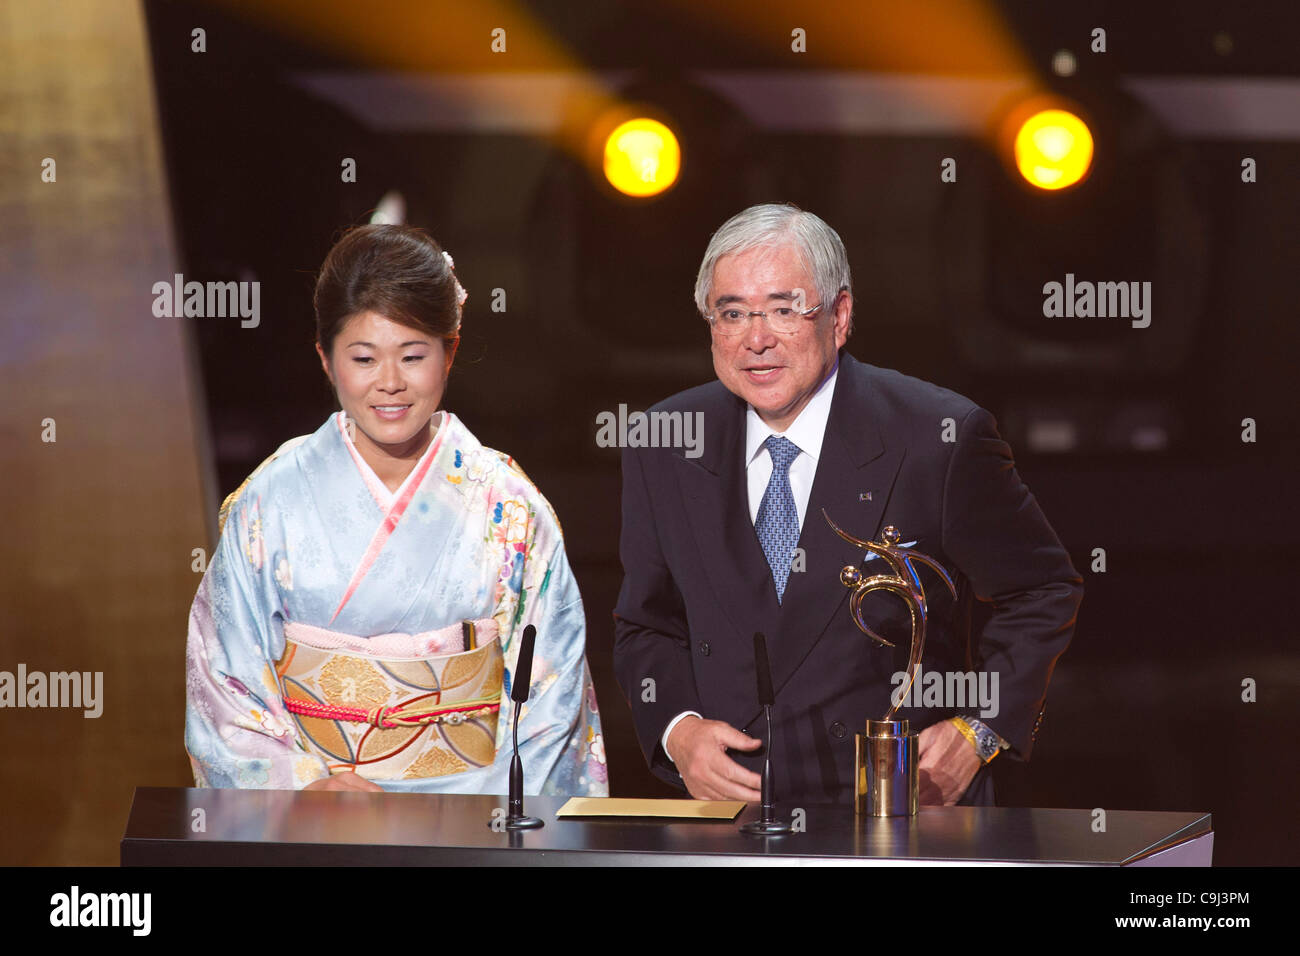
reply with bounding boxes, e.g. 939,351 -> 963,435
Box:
694,203 -> 853,334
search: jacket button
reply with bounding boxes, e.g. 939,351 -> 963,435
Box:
698,642 -> 711,657
829,720 -> 848,739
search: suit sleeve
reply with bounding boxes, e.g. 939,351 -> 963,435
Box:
940,406 -> 1084,760
612,445 -> 703,785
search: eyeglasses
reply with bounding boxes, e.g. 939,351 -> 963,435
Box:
706,301 -> 825,336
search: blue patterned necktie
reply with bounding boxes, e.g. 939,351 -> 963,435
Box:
756,435 -> 801,604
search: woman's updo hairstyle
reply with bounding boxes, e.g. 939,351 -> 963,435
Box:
314,224 -> 464,357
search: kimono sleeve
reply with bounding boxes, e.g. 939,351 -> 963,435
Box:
184,490 -> 330,789
489,477 -> 608,797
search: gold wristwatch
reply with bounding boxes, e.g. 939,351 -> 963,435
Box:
950,716 -> 1006,764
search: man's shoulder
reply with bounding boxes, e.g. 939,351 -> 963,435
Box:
844,355 -> 982,426
645,378 -> 738,416
611,380 -> 738,476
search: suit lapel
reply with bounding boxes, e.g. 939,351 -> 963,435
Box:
675,391 -> 779,648
761,357 -> 905,717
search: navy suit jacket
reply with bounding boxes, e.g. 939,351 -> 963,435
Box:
612,353 -> 1084,806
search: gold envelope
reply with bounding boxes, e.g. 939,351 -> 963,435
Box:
556,797 -> 745,820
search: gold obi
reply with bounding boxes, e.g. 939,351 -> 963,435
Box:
275,618 -> 504,781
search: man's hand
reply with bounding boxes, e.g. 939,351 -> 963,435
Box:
665,716 -> 763,802
303,770 -> 384,792
917,720 -> 982,806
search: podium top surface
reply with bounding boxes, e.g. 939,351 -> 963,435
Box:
121,788 -> 1211,866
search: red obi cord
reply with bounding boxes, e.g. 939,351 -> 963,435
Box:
282,696 -> 501,729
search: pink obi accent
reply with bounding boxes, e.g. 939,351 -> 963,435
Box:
281,618 -> 500,660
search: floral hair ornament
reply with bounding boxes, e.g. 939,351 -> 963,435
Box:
443,249 -> 468,310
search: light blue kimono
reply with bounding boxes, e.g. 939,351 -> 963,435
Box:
185,411 -> 607,795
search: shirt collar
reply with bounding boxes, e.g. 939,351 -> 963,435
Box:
745,359 -> 839,467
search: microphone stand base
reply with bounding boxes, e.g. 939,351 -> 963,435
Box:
504,815 -> 545,830
740,819 -> 792,836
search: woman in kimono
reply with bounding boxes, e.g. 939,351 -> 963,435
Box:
185,224 -> 607,795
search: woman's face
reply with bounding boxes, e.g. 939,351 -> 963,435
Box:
316,311 -> 454,459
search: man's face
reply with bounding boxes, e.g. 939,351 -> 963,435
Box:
708,243 -> 851,432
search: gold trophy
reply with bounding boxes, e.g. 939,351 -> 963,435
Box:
823,512 -> 957,816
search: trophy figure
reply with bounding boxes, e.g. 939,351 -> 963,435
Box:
823,511 -> 957,816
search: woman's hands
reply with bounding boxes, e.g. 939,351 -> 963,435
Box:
303,770 -> 384,792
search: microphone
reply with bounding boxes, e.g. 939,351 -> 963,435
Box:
755,631 -> 775,709
740,632 -> 792,835
512,624 -> 536,704
504,624 -> 543,830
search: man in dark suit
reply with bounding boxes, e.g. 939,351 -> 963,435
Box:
612,203 -> 1083,807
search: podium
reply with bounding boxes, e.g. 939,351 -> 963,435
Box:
120,787 -> 1211,866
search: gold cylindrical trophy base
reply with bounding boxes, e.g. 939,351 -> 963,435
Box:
854,719 -> 918,816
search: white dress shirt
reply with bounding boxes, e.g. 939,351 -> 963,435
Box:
662,362 -> 840,762
743,362 -> 839,527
